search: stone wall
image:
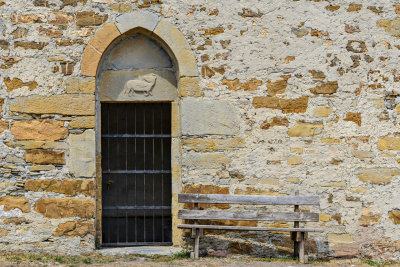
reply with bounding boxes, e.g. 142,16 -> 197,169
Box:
0,0 -> 399,260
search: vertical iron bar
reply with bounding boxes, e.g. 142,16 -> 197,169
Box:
152,105 -> 155,242
143,105 -> 146,242
125,104 -> 128,244
160,105 -> 164,242
116,105 -> 119,244
107,104 -> 110,244
134,104 -> 137,243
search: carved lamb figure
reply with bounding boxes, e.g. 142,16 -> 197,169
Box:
124,73 -> 157,97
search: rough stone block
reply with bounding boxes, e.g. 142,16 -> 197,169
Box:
267,78 -> 287,96
288,122 -> 324,137
389,210 -> 400,224
327,234 -> 354,244
76,12 -> 108,27
3,217 -> 31,225
288,155 -> 302,165
314,107 -> 333,117
0,121 -> 8,134
319,214 -> 332,222
68,130 -> 95,177
352,150 -> 373,159
10,95 -> 95,115
377,18 -> 400,37
0,197 -> 30,213
25,179 -> 95,197
24,149 -> 65,165
328,234 -> 359,257
29,165 -> 56,171
359,213 -> 380,226
178,77 -> 203,97
116,11 -> 159,33
182,100 -> 240,135
344,112 -> 361,126
310,81 -> 338,94
8,140 -> 67,150
253,96 -> 308,113
54,220 -> 95,237
223,78 -> 262,92
182,138 -> 244,152
11,120 -> 68,141
182,153 -> 231,168
358,168 -> 400,184
260,117 -> 289,130
14,41 -> 48,50
377,136 -> 400,150
4,78 -> 37,92
49,13 -> 74,25
69,116 -> 95,129
66,77 -> 95,94
35,198 -> 95,218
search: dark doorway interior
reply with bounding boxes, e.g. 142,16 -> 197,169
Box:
101,103 -> 172,246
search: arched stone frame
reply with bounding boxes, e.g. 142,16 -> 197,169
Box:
80,11 -> 198,246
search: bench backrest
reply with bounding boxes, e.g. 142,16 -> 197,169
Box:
178,193 -> 320,222
179,194 -> 319,205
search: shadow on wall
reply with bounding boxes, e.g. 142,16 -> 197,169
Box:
182,232 -> 326,259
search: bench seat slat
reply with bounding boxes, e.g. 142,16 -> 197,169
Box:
178,224 -> 323,232
178,210 -> 319,222
178,194 -> 319,205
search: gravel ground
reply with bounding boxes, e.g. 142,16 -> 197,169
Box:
0,253 -> 398,267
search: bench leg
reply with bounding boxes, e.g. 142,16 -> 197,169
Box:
299,232 -> 306,264
191,228 -> 200,259
293,232 -> 299,259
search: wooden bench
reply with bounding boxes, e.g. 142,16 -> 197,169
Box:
178,192 -> 323,263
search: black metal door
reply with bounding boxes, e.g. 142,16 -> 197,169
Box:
101,103 -> 172,246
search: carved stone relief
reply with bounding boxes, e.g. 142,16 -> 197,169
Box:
97,33 -> 177,102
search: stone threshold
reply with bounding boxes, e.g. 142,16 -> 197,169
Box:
97,246 -> 183,256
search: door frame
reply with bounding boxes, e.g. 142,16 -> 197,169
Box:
81,12 -> 198,248
95,100 -> 181,247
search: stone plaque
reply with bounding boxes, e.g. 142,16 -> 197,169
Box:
98,69 -> 177,101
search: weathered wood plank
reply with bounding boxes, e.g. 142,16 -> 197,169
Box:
178,194 -> 319,205
299,232 -> 306,263
178,210 -> 319,222
178,224 -> 324,232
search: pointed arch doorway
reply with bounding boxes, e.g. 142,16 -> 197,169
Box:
97,32 -> 177,246
81,11 -> 198,247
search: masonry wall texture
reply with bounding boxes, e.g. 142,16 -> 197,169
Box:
0,0 -> 400,260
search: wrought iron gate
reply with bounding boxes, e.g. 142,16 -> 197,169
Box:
101,103 -> 172,246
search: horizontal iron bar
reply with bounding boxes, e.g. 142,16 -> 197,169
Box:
103,206 -> 171,210
103,170 -> 171,174
102,242 -> 173,247
102,134 -> 171,138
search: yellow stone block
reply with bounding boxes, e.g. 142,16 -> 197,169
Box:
288,155 -> 302,165
314,107 -> 333,117
327,234 -> 354,244
377,136 -> 400,151
288,122 -> 323,137
319,214 -> 331,222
